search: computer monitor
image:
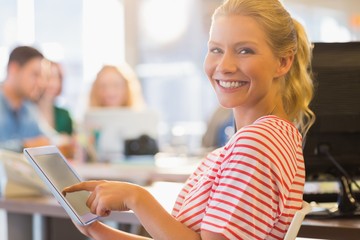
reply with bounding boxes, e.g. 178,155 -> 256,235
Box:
303,42 -> 360,180
83,108 -> 160,161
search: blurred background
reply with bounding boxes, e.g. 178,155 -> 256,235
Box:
1,0 -> 360,153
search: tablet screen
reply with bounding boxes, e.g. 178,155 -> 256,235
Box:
34,153 -> 90,216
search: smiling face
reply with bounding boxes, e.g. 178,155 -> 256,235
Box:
95,67 -> 129,107
47,64 -> 63,97
42,62 -> 63,100
204,15 -> 286,117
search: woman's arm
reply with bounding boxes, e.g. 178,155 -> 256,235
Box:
130,184 -> 202,240
75,221 -> 151,240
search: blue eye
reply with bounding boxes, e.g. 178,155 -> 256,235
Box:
210,47 -> 222,54
239,48 -> 254,54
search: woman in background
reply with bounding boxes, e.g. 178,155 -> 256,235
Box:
38,60 -> 74,157
89,64 -> 145,109
83,63 -> 146,161
64,0 -> 315,239
38,60 -> 73,135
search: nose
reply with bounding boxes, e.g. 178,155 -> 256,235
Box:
216,52 -> 237,74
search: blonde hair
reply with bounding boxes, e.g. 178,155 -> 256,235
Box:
40,59 -> 65,96
89,64 -> 145,109
213,0 -> 315,137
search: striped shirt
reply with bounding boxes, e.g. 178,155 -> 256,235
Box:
172,116 -> 305,239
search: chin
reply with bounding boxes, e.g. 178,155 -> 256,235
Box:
216,97 -> 239,109
218,102 -> 236,109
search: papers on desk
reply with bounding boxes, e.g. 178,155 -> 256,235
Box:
0,149 -> 49,198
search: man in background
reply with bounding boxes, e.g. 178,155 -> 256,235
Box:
0,45 -> 50,152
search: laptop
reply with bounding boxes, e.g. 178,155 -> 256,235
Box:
82,107 -> 160,162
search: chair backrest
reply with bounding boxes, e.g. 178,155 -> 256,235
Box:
284,201 -> 312,240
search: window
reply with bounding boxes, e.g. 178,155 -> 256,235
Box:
0,0 -> 125,121
1,0 -> 359,153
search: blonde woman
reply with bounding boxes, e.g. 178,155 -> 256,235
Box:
64,0 -> 315,239
89,64 -> 145,110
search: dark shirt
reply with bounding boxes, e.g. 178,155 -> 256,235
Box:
54,106 -> 73,135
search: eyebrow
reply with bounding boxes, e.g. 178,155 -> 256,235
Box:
208,40 -> 259,46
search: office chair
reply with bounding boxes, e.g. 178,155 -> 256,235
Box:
284,201 -> 312,240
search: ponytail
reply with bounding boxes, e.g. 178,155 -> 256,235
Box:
283,19 -> 315,137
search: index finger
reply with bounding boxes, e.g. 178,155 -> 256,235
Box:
62,180 -> 101,196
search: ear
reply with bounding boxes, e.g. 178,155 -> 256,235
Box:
7,61 -> 20,75
275,54 -> 294,78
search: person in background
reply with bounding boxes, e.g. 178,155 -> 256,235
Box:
38,60 -> 73,135
202,106 -> 234,149
64,0 -> 315,239
37,60 -> 74,158
0,46 -> 50,152
80,64 -> 146,161
89,64 -> 145,109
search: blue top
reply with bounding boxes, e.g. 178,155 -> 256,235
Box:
0,90 -> 44,152
216,112 -> 235,147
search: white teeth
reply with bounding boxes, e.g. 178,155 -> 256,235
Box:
218,80 -> 246,89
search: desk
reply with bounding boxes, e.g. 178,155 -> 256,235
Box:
300,218 -> 360,240
0,154 -> 198,239
2,156 -> 360,240
2,181 -> 360,240
0,182 -> 182,240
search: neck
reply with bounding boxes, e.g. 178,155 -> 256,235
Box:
38,95 -> 54,108
37,96 -> 56,128
233,101 -> 286,130
268,104 -> 277,116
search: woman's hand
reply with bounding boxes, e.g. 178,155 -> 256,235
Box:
63,180 -> 140,216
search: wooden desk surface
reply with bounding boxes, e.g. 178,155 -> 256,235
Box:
299,216 -> 360,239
303,217 -> 360,229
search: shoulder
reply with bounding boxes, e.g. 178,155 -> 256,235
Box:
24,101 -> 39,113
0,90 -> 8,107
247,115 -> 298,134
0,91 -> 7,121
54,106 -> 71,117
54,106 -> 69,114
229,116 -> 301,146
222,116 -> 302,168
0,94 -> 5,109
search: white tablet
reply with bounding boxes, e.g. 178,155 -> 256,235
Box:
23,145 -> 99,226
